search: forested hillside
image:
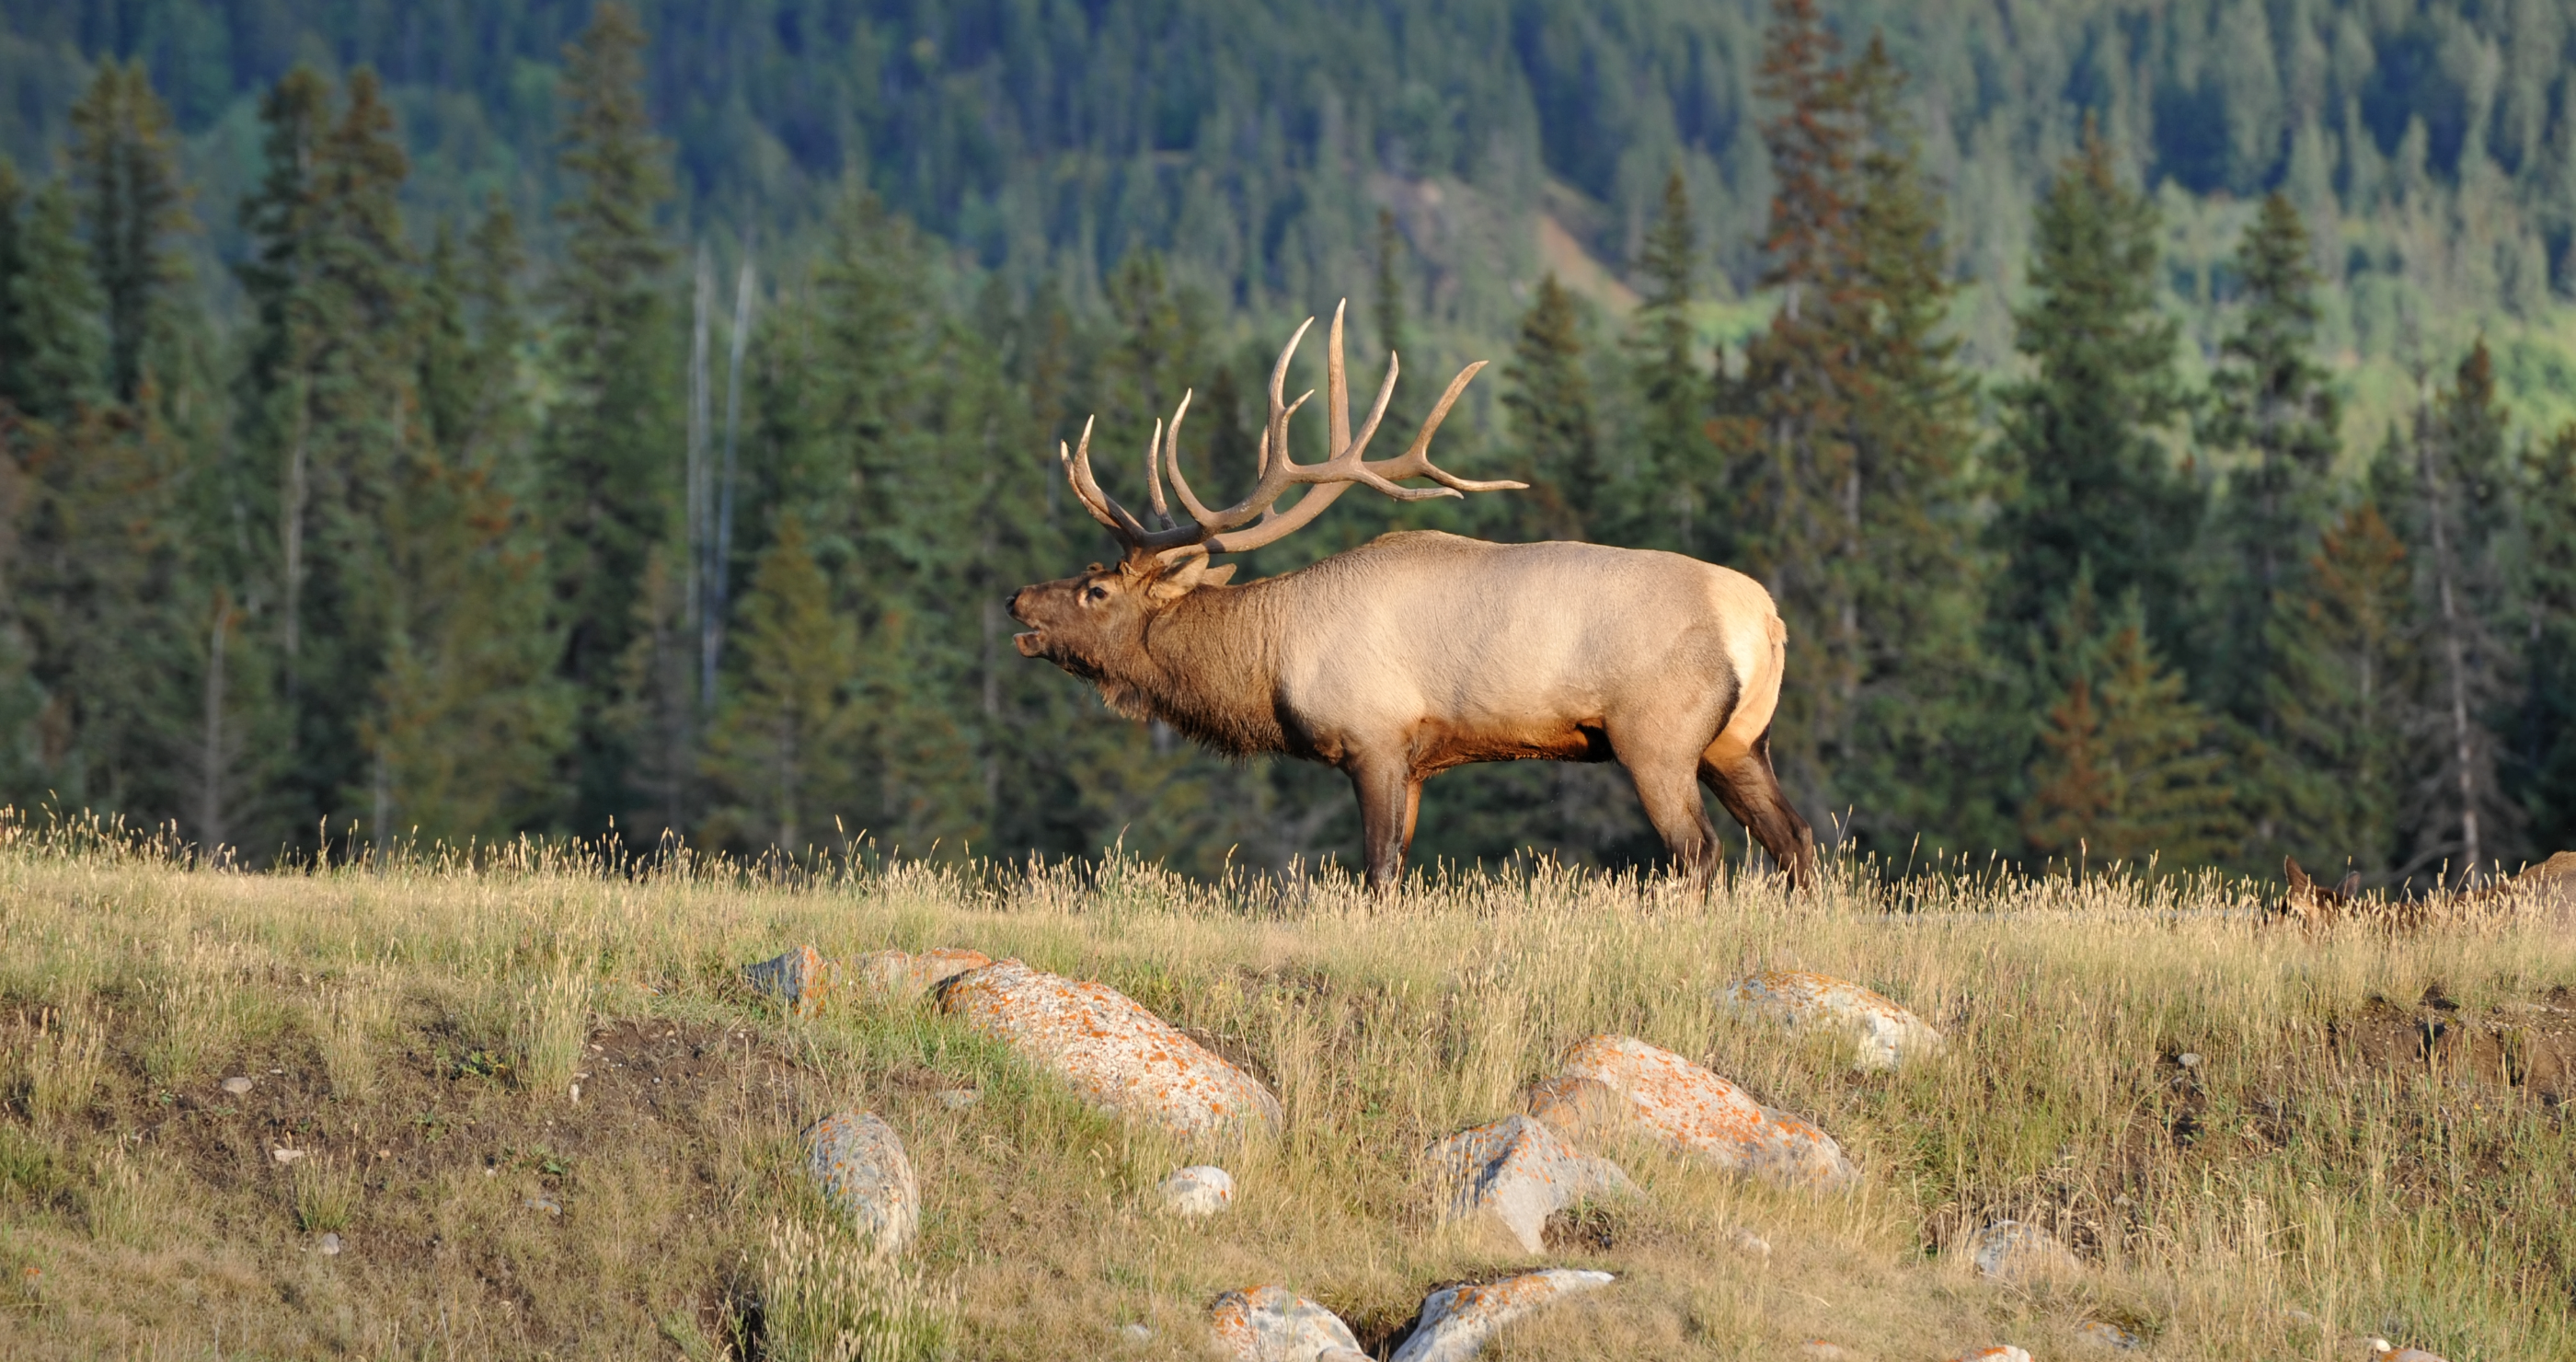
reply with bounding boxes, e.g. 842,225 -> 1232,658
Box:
0,0 -> 2573,884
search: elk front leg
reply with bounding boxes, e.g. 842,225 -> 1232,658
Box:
1347,756 -> 1416,893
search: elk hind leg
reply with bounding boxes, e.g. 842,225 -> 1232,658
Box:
1623,754 -> 1725,887
1700,730 -> 1817,891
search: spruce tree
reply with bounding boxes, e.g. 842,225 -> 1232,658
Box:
8,179 -> 109,422
2023,594 -> 2237,869
701,521 -> 860,856
545,1 -> 678,833
1628,169 -> 1706,553
2517,424 -> 2576,852
2259,502 -> 2417,880
2205,192 -> 2340,727
67,59 -> 190,406
1499,274 -> 1599,541
1988,124 -> 2197,661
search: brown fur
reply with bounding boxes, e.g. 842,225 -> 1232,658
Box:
1012,531 -> 1816,891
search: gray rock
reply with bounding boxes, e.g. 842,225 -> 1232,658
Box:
938,960 -> 1281,1138
1207,1285 -> 1363,1362
2075,1320 -> 2143,1350
803,1110 -> 918,1254
744,945 -> 844,1017
317,1232 -> 342,1256
1968,1220 -> 2079,1281
1429,1114 -> 1631,1253
1156,1164 -> 1235,1217
1726,1226 -> 1772,1259
937,1087 -> 982,1110
220,1076 -> 254,1096
1118,1322 -> 1152,1345
1390,1269 -> 1614,1362
1718,970 -> 1946,1071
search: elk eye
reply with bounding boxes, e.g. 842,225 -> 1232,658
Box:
1084,585 -> 1109,603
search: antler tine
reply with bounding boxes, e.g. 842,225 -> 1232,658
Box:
1144,417 -> 1171,526
1366,360 -> 1525,493
1060,419 -> 1135,539
1327,300 -> 1351,457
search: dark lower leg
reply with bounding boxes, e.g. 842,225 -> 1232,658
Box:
1704,735 -> 1817,891
1348,760 -> 1412,892
1627,761 -> 1722,886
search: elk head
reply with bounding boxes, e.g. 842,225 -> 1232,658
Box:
1008,303 -> 1520,675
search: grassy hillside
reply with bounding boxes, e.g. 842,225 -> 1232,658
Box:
2,818 -> 2569,1358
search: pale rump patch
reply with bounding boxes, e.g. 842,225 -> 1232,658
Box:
1708,609 -> 1786,766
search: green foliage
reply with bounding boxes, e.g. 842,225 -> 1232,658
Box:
1499,275 -> 1599,541
67,58 -> 188,405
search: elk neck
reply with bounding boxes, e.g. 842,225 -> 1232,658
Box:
1098,581 -> 1289,757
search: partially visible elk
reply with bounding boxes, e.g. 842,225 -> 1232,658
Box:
2276,852 -> 2576,933
1007,305 -> 1817,891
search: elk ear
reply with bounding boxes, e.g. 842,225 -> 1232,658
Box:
2283,856 -> 2312,892
1145,551 -> 1230,601
2333,870 -> 2361,900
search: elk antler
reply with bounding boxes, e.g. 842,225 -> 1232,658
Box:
1058,301 -> 1523,565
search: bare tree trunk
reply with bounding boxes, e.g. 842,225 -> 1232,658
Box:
706,256 -> 755,710
2417,394 -> 2484,881
197,594 -> 229,848
281,385 -> 312,687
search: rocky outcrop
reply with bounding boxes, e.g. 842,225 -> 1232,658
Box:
1967,1220 -> 2080,1281
856,947 -> 992,1003
1207,1285 -> 1368,1362
1156,1164 -> 1235,1217
1522,1035 -> 1856,1190
937,960 -> 1282,1138
1429,1114 -> 1631,1253
1719,970 -> 1945,1071
802,1110 -> 917,1254
1389,1269 -> 1615,1362
744,944 -> 843,1017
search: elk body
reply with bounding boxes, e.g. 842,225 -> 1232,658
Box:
1008,307 -> 1817,891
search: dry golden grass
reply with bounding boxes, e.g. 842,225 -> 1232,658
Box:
0,814 -> 2570,1360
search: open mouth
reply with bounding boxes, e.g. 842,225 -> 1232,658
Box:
1013,631 -> 1044,657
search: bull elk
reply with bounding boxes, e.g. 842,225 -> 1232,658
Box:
1007,305 -> 1817,892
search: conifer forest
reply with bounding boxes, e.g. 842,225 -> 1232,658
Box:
3,0 -> 2575,888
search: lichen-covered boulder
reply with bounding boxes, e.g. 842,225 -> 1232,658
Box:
856,947 -> 992,1002
802,1110 -> 917,1254
1946,1348 -> 2032,1362
1389,1269 -> 1615,1362
1523,1036 -> 1856,1190
937,960 -> 1282,1138
2075,1320 -> 2144,1350
1719,969 -> 1945,1071
1156,1164 -> 1235,1217
1430,1114 -> 1631,1253
1207,1285 -> 1367,1362
744,944 -> 844,1016
1968,1220 -> 2079,1281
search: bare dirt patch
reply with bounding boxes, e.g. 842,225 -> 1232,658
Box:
2329,985 -> 2576,1102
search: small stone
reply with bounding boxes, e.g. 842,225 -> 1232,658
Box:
856,947 -> 994,1003
2178,1052 -> 2202,1068
271,1148 -> 306,1164
523,1195 -> 561,1217
1969,1220 -> 2080,1281
1430,1114 -> 1631,1253
937,1087 -> 982,1110
220,1076 -> 254,1096
1522,1035 -> 1856,1190
317,1232 -> 342,1256
1208,1285 -> 1363,1362
1156,1164 -> 1236,1218
803,1110 -> 919,1255
1118,1322 -> 1152,1345
2372,1346 -> 2449,1362
1719,970 -> 1947,1071
743,944 -> 844,1017
938,960 -> 1282,1138
1390,1269 -> 1615,1362
2075,1320 -> 2142,1350
1726,1226 -> 1772,1259
1947,1349 -> 2031,1362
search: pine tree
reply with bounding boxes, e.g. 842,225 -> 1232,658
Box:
701,520 -> 860,855
2023,592 -> 2238,869
1499,274 -> 1599,540
1628,169 -> 1707,552
2258,502 -> 2417,880
7,179 -> 109,422
1370,206 -> 1415,453
1834,34 -> 1995,854
2205,192 -> 2340,727
545,1 -> 679,834
1988,123 -> 2197,661
2517,423 -> 2576,852
67,59 -> 190,406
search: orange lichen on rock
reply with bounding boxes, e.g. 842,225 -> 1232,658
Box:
1719,969 -> 1945,1071
743,943 -> 842,1017
1526,1035 -> 1856,1190
1206,1284 -> 1366,1361
1389,1268 -> 1615,1362
802,1109 -> 917,1254
937,959 -> 1282,1138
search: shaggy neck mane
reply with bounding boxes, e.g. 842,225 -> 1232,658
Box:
1088,581 -> 1287,756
